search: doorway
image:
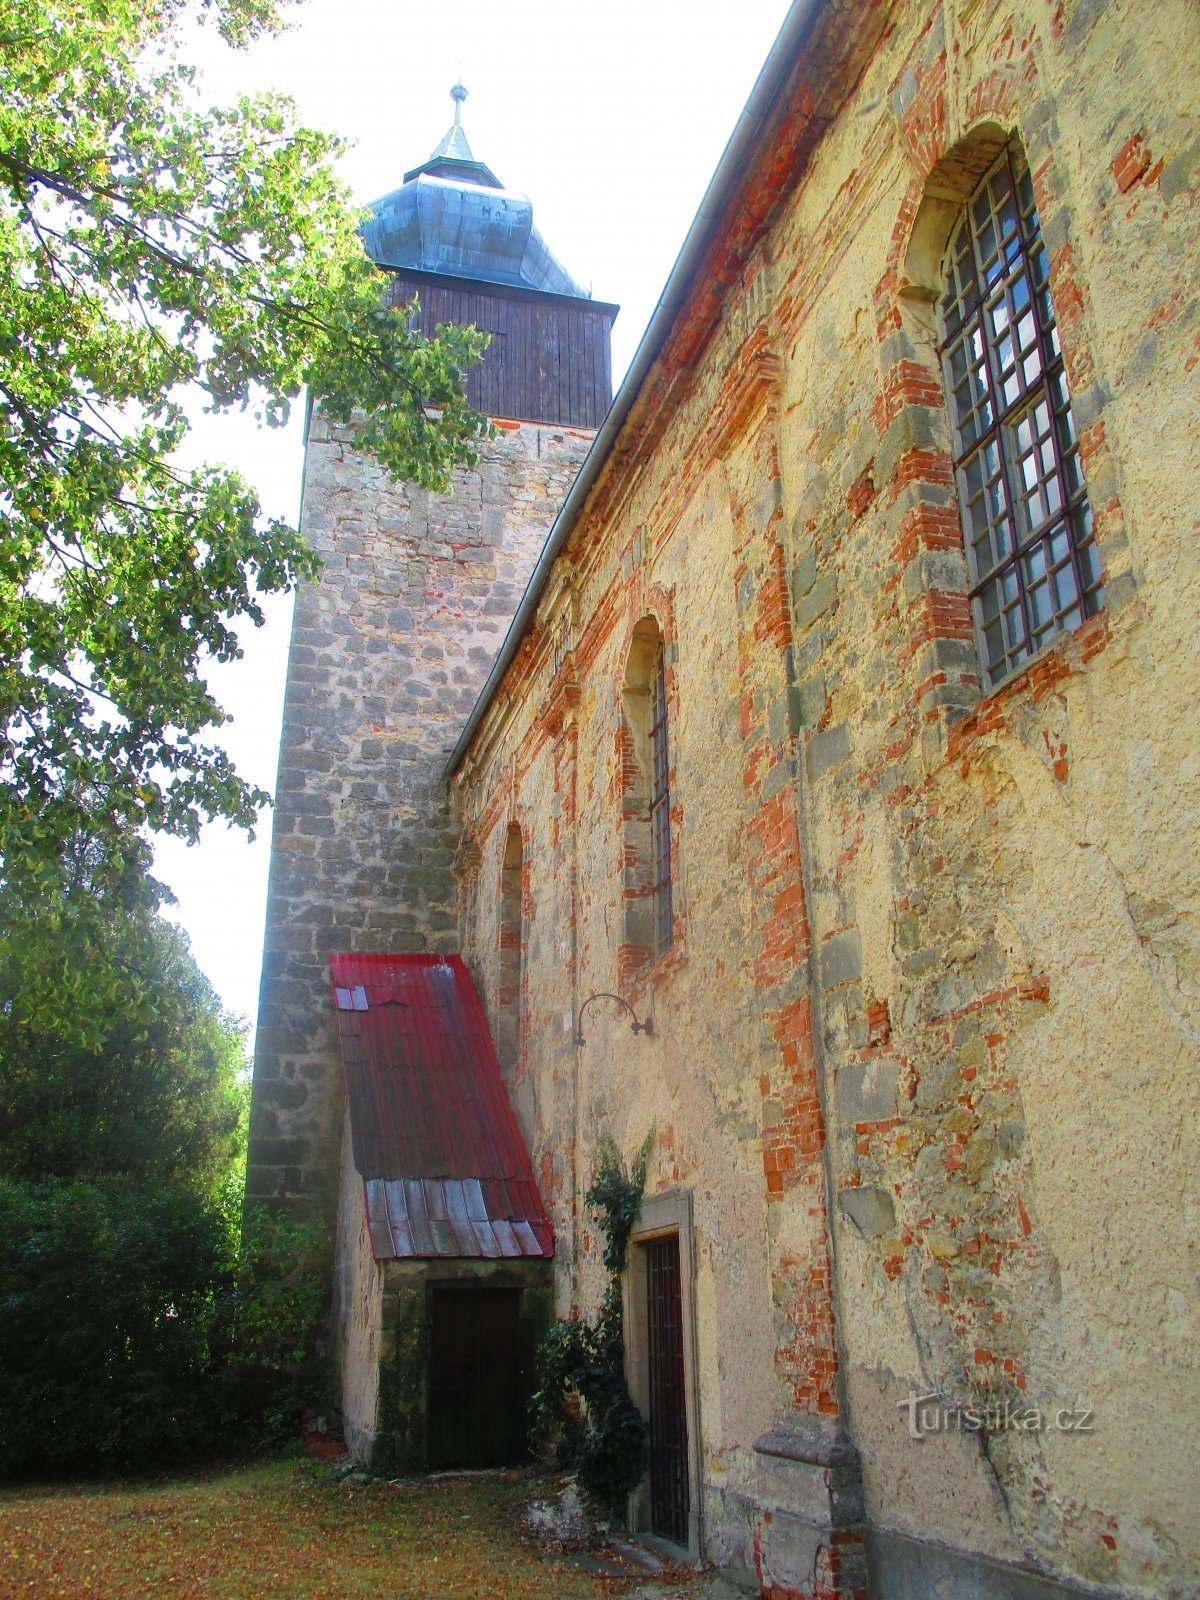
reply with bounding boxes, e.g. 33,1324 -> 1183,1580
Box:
427,1285 -> 530,1468
645,1233 -> 690,1543
626,1191 -> 700,1558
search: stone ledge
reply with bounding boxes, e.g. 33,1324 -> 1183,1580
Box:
754,1414 -> 861,1472
867,1527 -> 1131,1600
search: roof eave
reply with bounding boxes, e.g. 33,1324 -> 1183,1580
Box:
385,264 -> 620,317
445,0 -> 828,781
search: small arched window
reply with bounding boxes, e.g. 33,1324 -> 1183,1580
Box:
939,142 -> 1104,688
620,618 -> 673,967
497,822 -> 523,1072
648,638 -> 673,956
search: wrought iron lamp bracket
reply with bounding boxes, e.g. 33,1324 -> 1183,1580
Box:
575,991 -> 652,1048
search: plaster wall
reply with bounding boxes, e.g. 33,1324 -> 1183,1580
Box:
331,1115 -> 382,1463
453,0 -> 1200,1595
772,3 -> 1200,1594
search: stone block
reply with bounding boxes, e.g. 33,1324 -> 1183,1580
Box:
249,1136 -> 310,1165
837,1058 -> 899,1124
760,756 -> 794,803
838,1184 -> 896,1237
794,570 -> 838,632
821,928 -> 863,988
254,1076 -> 311,1113
806,722 -> 851,780
867,1527 -> 1103,1599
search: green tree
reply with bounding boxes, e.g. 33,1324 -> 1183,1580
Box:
0,1176 -> 235,1473
0,0 -> 489,895
0,843 -> 331,1475
0,841 -> 246,1188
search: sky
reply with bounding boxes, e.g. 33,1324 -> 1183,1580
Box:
153,0 -> 795,1041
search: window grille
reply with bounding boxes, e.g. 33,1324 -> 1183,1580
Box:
649,643 -> 673,956
939,144 -> 1103,688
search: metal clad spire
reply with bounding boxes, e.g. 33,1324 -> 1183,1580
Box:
426,85 -> 476,167
364,82 -> 591,298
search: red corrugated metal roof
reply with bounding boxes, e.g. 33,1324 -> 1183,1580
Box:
329,953 -> 553,1263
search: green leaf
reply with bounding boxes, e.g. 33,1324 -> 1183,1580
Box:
0,0 -> 488,875
530,1130 -> 654,1513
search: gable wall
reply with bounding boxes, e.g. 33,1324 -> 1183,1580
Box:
452,0 -> 1200,1595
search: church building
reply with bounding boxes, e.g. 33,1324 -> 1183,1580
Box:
249,4 -> 1200,1598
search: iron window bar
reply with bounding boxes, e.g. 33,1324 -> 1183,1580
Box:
649,642 -> 673,955
938,144 -> 1103,688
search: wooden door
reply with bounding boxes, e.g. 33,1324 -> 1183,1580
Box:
428,1286 -> 528,1469
645,1234 -> 689,1543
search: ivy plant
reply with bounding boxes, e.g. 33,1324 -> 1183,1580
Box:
530,1129 -> 653,1515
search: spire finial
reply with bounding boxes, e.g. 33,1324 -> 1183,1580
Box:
450,82 -> 467,127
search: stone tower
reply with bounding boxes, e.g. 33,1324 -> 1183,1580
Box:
247,90 -> 616,1224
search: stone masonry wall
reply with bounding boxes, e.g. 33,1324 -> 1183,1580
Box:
452,1 -> 1200,1596
247,412 -> 594,1224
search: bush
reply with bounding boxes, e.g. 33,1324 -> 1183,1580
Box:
530,1131 -> 653,1515
209,1205 -> 329,1447
0,1179 -> 231,1474
0,1180 -> 327,1477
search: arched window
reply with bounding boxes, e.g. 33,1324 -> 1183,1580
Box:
497,822 -> 522,1071
620,618 -> 673,967
648,638 -> 673,956
939,142 -> 1104,688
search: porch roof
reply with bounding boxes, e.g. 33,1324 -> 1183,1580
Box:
329,952 -> 554,1263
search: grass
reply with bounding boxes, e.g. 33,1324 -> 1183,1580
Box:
1,1459 -> 699,1600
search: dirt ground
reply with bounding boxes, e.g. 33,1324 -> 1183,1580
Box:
0,1459 -> 735,1600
